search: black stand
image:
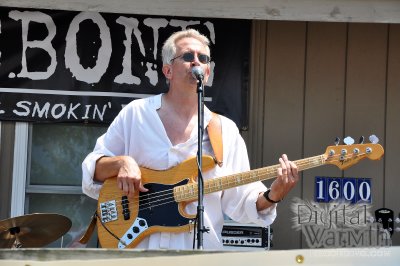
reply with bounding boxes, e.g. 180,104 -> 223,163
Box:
196,77 -> 208,249
9,227 -> 23,248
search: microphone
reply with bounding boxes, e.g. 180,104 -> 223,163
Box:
191,66 -> 204,81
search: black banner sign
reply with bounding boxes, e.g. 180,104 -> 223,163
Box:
0,7 -> 250,127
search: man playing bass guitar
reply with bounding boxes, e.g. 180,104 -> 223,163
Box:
82,29 -> 299,249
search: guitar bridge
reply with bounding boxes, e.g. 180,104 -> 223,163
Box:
100,200 -> 118,223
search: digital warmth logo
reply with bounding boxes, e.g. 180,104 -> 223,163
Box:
291,198 -> 392,248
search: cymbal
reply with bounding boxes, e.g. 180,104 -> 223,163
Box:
0,213 -> 72,248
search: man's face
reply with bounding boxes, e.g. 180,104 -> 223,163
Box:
165,37 -> 210,87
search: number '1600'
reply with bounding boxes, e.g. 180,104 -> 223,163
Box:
314,177 -> 371,203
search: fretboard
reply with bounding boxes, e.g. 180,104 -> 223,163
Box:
174,155 -> 326,202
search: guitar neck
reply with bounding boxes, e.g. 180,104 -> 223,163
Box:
174,154 -> 326,202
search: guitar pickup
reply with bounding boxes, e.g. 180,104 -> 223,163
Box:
121,196 -> 130,220
100,200 -> 118,223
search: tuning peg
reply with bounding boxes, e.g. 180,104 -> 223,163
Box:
334,137 -> 340,146
369,135 -> 379,144
359,136 -> 365,144
343,136 -> 354,145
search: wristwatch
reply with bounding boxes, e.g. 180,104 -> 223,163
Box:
263,189 -> 282,204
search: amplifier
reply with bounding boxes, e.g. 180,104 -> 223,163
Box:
221,223 -> 272,250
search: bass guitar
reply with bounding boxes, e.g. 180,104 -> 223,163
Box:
96,142 -> 384,248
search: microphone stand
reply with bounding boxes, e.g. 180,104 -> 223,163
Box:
196,75 -> 208,249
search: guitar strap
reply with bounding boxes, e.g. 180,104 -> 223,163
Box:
79,112 -> 224,245
207,112 -> 224,167
79,211 -> 97,244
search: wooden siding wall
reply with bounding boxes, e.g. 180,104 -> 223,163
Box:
244,20 -> 400,249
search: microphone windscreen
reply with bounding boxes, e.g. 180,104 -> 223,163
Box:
191,66 -> 204,80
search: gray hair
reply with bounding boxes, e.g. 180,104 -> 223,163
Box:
161,29 -> 211,65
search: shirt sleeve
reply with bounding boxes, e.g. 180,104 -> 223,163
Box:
81,107 -> 127,200
219,116 -> 277,227
81,150 -> 105,200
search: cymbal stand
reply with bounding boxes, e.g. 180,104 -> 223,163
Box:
9,227 -> 22,248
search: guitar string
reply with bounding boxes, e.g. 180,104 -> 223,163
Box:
104,151 -> 362,211
101,152 -> 367,213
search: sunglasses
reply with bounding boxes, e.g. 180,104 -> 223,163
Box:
171,52 -> 211,64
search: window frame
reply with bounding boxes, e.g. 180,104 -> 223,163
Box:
11,122 -> 28,217
11,122 -> 96,212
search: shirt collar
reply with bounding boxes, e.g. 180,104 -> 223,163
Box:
153,93 -> 213,126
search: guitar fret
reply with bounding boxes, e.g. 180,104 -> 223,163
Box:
174,186 -> 182,201
236,174 -> 242,184
217,178 -> 222,190
297,155 -> 324,171
189,184 -> 197,199
250,170 -> 256,180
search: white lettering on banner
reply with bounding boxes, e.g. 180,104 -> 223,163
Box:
13,101 -> 30,116
67,103 -> 81,119
33,102 -> 51,118
82,105 -> 91,119
8,10 -> 57,80
2,10 -> 216,86
143,18 -> 169,85
169,19 -> 201,30
0,88 -> 212,121
204,21 -> 215,43
143,18 -> 168,60
12,100 -> 112,121
114,16 -> 143,85
65,12 -> 112,84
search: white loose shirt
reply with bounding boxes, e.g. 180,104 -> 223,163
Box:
82,94 -> 276,250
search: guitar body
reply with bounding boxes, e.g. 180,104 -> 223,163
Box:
97,156 -> 216,248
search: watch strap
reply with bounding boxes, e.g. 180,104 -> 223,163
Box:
263,189 -> 282,204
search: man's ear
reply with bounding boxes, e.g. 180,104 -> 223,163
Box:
203,64 -> 211,84
162,64 -> 172,80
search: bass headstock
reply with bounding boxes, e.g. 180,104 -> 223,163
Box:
324,135 -> 384,170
